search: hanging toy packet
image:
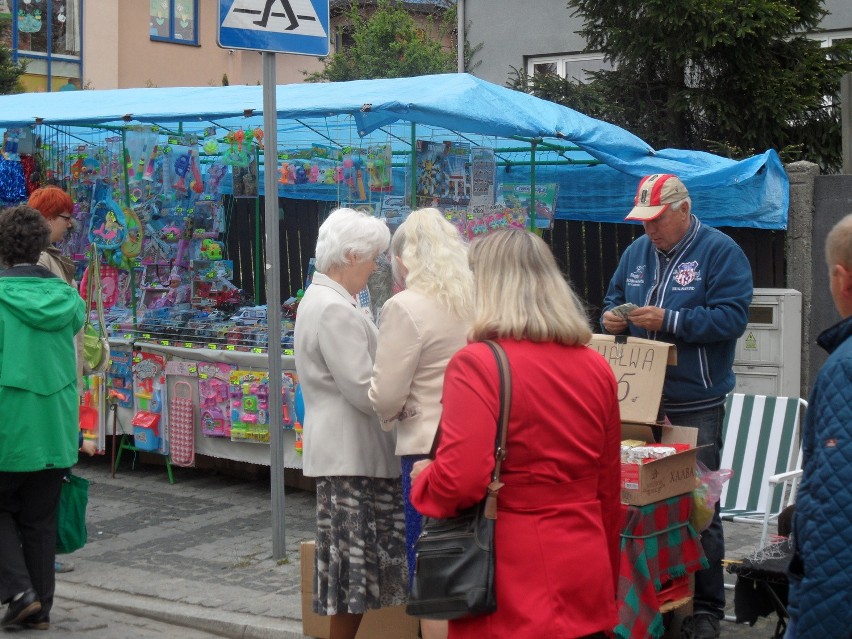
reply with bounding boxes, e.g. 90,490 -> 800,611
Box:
88,181 -> 127,250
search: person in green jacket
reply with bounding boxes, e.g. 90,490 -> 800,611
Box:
0,205 -> 86,631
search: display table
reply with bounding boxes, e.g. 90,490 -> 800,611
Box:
615,493 -> 708,639
108,340 -> 302,468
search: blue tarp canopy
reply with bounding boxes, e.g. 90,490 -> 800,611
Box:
0,73 -> 788,228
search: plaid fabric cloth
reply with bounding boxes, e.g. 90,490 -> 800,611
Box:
614,493 -> 708,639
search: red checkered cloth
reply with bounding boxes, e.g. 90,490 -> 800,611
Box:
614,494 -> 708,639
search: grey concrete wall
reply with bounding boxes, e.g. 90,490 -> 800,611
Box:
786,162 -> 818,396
786,166 -> 852,398
823,0 -> 852,27
463,0 -> 588,84
810,175 -> 852,387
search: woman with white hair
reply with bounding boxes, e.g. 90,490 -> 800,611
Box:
369,208 -> 473,639
294,208 -> 406,639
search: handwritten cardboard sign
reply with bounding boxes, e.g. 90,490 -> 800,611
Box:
588,335 -> 677,424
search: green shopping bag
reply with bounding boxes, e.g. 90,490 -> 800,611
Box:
56,473 -> 89,554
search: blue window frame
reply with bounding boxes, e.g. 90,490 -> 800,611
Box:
150,0 -> 198,45
10,0 -> 83,92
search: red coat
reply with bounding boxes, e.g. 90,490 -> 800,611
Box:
410,339 -> 621,639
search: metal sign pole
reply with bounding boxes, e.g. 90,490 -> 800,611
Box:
263,51 -> 286,561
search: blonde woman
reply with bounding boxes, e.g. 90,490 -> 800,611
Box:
411,229 -> 621,639
369,208 -> 473,639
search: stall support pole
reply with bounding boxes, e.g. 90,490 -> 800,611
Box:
254,179 -> 262,305
263,52 -> 287,561
410,123 -> 417,208
529,139 -> 537,231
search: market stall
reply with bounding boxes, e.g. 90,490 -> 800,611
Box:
0,73 -> 790,473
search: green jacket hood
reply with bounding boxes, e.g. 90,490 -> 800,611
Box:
0,276 -> 86,397
0,277 -> 84,331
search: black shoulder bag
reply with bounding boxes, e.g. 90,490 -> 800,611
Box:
406,340 -> 511,620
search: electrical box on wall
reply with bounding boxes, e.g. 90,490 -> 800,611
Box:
733,289 -> 802,398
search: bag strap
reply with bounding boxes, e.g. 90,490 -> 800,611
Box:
483,339 -> 511,520
85,243 -> 107,338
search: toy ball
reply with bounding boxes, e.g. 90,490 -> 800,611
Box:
204,139 -> 219,155
343,157 -> 353,169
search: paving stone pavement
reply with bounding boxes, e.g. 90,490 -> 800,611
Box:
42,454 -> 785,638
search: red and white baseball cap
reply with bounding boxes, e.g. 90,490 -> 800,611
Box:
625,174 -> 689,221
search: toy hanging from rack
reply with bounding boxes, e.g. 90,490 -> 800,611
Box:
252,127 -> 264,149
88,181 -> 127,251
172,150 -> 192,193
222,130 -> 251,167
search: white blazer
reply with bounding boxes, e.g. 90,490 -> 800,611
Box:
369,289 -> 470,456
294,272 -> 399,478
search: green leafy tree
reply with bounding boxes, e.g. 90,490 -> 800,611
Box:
306,0 -> 457,82
0,17 -> 25,94
513,1 -> 852,171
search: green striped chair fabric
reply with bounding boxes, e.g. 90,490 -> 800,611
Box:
719,393 -> 807,547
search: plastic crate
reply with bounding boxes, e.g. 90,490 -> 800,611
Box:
656,575 -> 690,606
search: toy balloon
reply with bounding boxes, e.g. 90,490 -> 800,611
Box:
294,383 -> 305,425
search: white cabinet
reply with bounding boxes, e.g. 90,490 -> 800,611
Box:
733,289 -> 802,398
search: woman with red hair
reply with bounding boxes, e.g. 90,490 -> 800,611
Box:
28,186 -> 76,285
27,186 -> 94,576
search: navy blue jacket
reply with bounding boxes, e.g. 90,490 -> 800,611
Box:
788,315 -> 852,638
602,216 -> 752,412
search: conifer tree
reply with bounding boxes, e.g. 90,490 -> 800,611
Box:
513,0 -> 852,171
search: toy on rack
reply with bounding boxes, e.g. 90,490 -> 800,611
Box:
88,181 -> 127,250
79,374 -> 106,453
223,130 -> 251,168
229,370 -> 271,444
191,260 -> 235,309
168,381 -> 195,467
119,206 -> 144,262
107,348 -> 134,409
132,351 -> 165,415
367,145 -> 393,192
198,362 -> 234,438
293,382 -> 305,455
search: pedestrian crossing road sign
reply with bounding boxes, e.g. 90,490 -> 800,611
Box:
218,0 -> 330,55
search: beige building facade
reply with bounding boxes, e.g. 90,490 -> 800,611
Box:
4,0 -> 327,92
3,0 -> 454,92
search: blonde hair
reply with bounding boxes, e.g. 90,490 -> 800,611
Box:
390,208 -> 473,319
826,213 -> 852,270
315,207 -> 390,273
468,228 -> 592,345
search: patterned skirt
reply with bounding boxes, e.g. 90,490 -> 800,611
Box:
313,476 -> 408,615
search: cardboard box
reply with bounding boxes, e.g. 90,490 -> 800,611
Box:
620,423 -> 701,506
301,541 -> 419,639
589,335 -> 677,424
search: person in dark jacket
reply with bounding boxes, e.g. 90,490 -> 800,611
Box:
0,205 -> 86,631
786,213 -> 852,639
601,174 -> 752,639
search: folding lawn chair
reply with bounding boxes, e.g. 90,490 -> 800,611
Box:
720,393 -> 808,549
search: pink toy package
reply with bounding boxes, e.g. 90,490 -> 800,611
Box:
198,362 -> 234,438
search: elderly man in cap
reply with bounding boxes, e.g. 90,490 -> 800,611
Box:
602,174 -> 752,639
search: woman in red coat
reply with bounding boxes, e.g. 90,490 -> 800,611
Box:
410,229 -> 621,639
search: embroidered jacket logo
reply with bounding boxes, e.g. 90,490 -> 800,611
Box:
627,264 -> 646,286
673,261 -> 699,286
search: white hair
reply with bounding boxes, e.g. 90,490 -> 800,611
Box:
314,208 -> 390,273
